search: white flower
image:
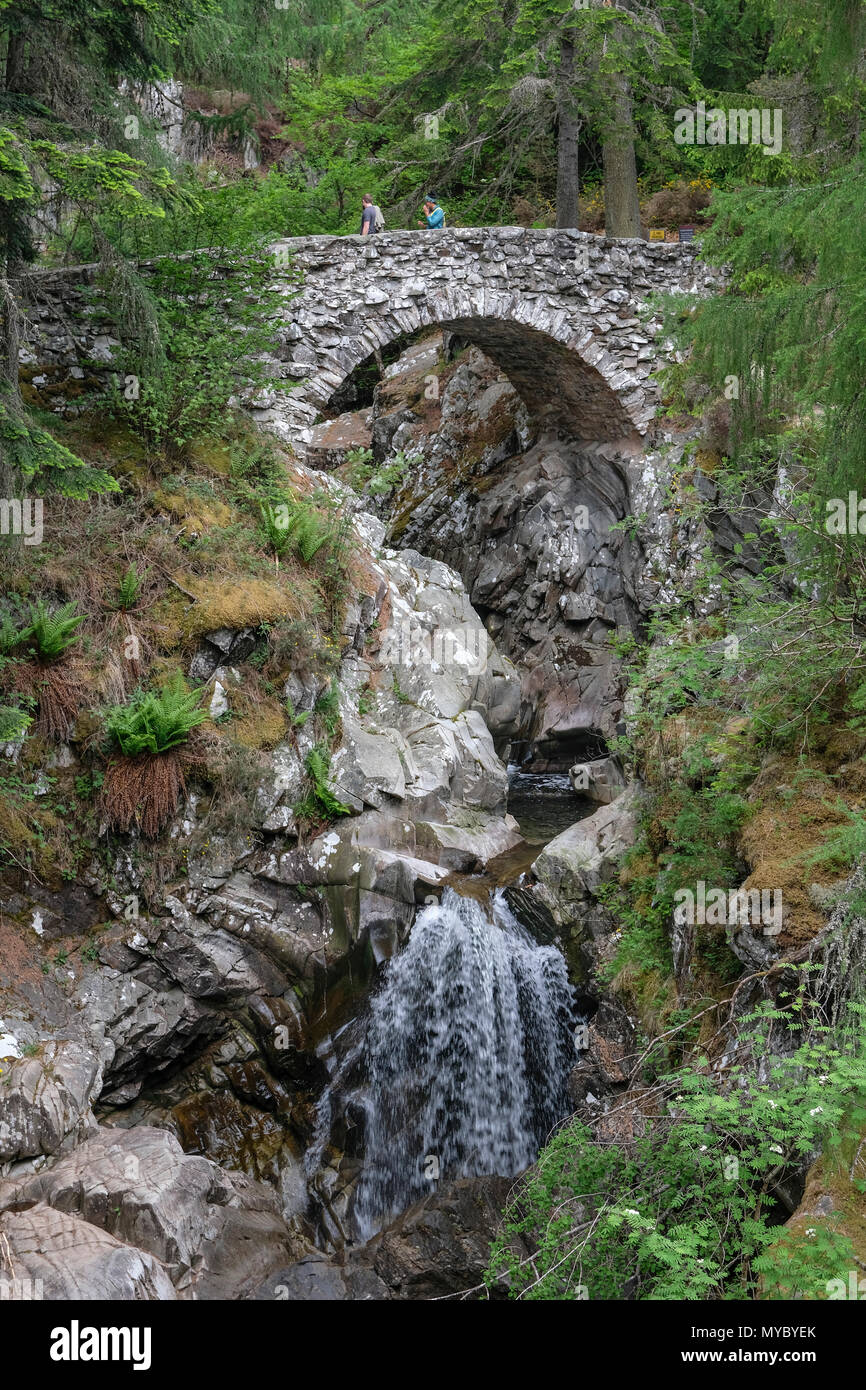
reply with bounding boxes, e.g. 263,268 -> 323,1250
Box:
809,1106 -> 824,1116
805,1228 -> 816,1238
768,1144 -> 783,1154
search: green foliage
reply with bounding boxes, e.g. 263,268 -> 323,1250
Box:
0,703 -> 30,740
304,742 -> 351,819
346,448 -> 419,497
488,1001 -> 866,1300
285,697 -> 311,730
260,496 -> 331,563
104,676 -> 207,756
391,673 -> 412,705
0,390 -> 119,497
107,243 -> 283,460
20,599 -> 83,662
314,681 -> 340,737
115,563 -> 143,611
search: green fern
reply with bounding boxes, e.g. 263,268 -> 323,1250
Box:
260,497 -> 331,563
306,743 -> 351,817
104,676 -> 207,756
22,600 -> 83,661
0,705 -> 31,741
0,611 -> 22,655
314,681 -> 340,736
285,696 -> 311,729
115,563 -> 143,611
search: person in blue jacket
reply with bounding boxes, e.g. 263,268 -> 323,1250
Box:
418,196 -> 445,228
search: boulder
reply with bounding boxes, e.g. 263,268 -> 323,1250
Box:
0,1040 -> 101,1165
0,1204 -> 175,1300
0,1126 -> 298,1299
532,786 -> 640,916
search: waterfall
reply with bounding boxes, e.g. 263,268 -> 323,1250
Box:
349,887 -> 576,1240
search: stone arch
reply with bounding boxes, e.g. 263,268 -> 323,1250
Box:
283,288 -> 645,447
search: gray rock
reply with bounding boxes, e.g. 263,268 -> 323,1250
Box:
0,1204 -> 176,1300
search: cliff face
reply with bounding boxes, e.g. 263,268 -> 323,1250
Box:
0,427 -> 527,1294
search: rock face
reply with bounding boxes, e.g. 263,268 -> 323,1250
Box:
253,1175 -> 528,1301
0,1126 -> 297,1299
0,468 -> 531,1296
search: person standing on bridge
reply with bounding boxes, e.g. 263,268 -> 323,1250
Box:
360,194 -> 385,236
418,196 -> 445,229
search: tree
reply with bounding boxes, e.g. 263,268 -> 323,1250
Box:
0,0 -> 209,495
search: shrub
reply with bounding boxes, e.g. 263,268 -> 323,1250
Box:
487,1001 -> 866,1301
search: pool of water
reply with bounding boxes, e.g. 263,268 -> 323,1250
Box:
506,769 -> 593,847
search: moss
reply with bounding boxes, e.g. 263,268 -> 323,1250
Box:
230,697 -> 287,749
186,439 -> 233,476
152,487 -> 234,531
179,575 -> 309,637
740,759 -> 850,948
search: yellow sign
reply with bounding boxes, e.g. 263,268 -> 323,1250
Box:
649,229 -> 666,241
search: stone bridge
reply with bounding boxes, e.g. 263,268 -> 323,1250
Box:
252,227 -> 716,453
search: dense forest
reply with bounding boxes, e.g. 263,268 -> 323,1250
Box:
1,0 -> 866,1330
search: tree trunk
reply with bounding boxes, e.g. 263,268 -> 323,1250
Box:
603,69 -> 642,238
556,38 -> 580,229
0,261 -> 23,497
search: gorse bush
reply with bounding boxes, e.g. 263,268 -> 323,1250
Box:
105,678 -> 207,756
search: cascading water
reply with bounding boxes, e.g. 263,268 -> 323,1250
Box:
332,886 -> 576,1240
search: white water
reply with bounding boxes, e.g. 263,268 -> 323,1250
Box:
348,886 -> 576,1239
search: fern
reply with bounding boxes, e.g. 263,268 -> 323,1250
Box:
105,676 -> 207,756
0,705 -> 31,741
285,696 -> 311,729
306,743 -> 351,817
314,681 -> 340,736
21,600 -> 83,661
260,496 -> 330,563
115,563 -> 143,611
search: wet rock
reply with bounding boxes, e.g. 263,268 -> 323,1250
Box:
569,755 -> 626,804
252,1175 -> 526,1300
532,786 -> 640,916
